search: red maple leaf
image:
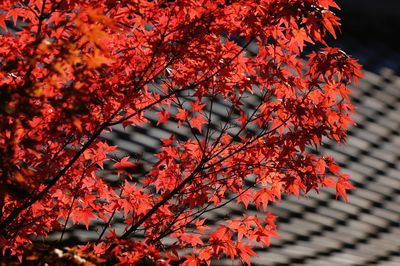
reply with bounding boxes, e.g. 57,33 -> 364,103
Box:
156,109 -> 170,125
191,100 -> 206,113
336,174 -> 354,202
190,115 -> 207,133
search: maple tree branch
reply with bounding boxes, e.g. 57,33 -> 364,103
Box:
59,168 -> 88,243
0,0 -> 49,221
0,78 -> 175,230
124,157 -> 268,245
206,94 -> 244,152
110,27 -> 256,129
204,85 -> 216,147
207,89 -> 269,159
119,161 -> 205,240
107,54 -> 178,127
108,86 -> 186,127
149,203 -> 192,244
0,18 -> 180,231
35,0 -> 47,39
174,95 -> 205,154
111,36 -> 258,243
0,115 -> 114,232
203,87 -> 316,172
149,182 -> 228,242
96,186 -> 124,244
144,178 -> 227,240
135,22 -> 168,87
153,182 -> 256,245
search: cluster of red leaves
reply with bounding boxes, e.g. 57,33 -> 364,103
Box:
0,0 -> 361,265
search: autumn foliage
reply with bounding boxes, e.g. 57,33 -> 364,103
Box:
0,0 -> 361,265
